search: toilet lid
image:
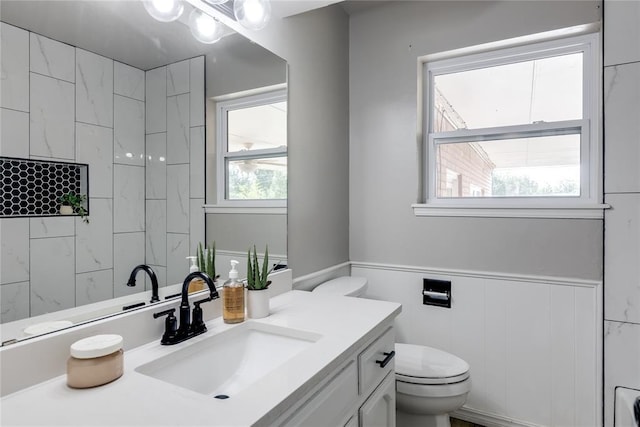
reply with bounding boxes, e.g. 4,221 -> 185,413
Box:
395,343 -> 470,385
312,276 -> 368,297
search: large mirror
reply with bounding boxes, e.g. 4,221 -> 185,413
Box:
0,0 -> 287,343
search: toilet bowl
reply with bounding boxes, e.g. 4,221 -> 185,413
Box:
312,276 -> 472,427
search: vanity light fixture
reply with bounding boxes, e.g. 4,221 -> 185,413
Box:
143,0 -> 184,22
188,9 -> 225,44
233,0 -> 271,31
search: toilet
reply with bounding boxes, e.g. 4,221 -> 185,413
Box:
312,276 -> 471,427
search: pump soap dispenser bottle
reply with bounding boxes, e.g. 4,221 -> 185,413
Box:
186,256 -> 205,293
223,260 -> 244,324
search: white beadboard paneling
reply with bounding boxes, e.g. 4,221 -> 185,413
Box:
550,285 -> 576,426
0,281 -> 30,323
605,193 -> 640,324
351,263 -> 600,427
0,218 -> 30,285
75,198 -> 113,273
145,133 -> 167,199
167,59 -> 189,96
75,269 -> 113,306
114,95 -> 145,166
113,165 -> 145,233
114,62 -> 144,101
30,217 -> 74,239
146,200 -> 167,266
166,233 -> 189,286
604,63 -> 640,193
190,126 -> 205,198
166,94 -> 190,164
30,236 -> 75,316
189,198 -> 205,254
76,49 -> 113,127
145,66 -> 166,134
113,232 -> 145,298
0,108 -> 29,158
1,23 -> 29,112
604,0 -> 640,66
190,57 -> 205,127
29,33 -> 75,83
604,321 -> 640,427
30,73 -> 75,159
76,123 -> 113,198
166,164 -> 190,233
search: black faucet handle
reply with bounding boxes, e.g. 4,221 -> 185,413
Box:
153,308 -> 178,345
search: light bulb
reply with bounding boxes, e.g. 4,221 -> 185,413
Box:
233,0 -> 271,31
143,0 -> 184,22
188,9 -> 225,44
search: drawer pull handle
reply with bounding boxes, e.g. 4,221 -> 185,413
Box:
375,350 -> 395,368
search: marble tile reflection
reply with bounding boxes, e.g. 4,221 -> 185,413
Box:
76,198 -> 113,273
146,133 -> 167,199
167,233 -> 189,286
76,123 -> 113,198
30,236 -> 75,316
146,66 -> 166,134
190,198 -> 205,255
146,200 -> 167,266
1,281 -> 30,323
30,73 -> 75,159
167,94 -> 190,164
190,126 -> 205,198
30,33 -> 75,82
114,62 -> 144,101
30,217 -> 74,239
1,23 -> 29,112
114,95 -> 145,166
167,59 -> 189,96
76,269 -> 113,306
113,232 -> 145,298
114,165 -> 145,232
190,57 -> 204,127
76,49 -> 113,127
167,165 -> 189,233
0,218 -> 29,285
0,108 -> 29,158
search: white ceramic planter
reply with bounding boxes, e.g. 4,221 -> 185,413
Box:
59,205 -> 73,215
247,288 -> 270,319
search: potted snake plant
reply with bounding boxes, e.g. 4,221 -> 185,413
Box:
246,245 -> 274,318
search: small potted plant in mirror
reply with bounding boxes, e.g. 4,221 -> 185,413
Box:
59,192 -> 89,223
246,244 -> 275,319
189,242 -> 218,293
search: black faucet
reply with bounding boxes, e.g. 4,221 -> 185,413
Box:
153,272 -> 219,345
127,265 -> 160,303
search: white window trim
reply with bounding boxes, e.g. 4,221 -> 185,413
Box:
414,29 -> 607,220
214,89 -> 287,211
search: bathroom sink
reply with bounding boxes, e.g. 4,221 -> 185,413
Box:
135,322 -> 321,398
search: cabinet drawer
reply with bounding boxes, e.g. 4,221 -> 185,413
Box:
358,327 -> 395,397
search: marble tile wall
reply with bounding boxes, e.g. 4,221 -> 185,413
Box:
0,23 -> 146,323
603,1 -> 640,425
145,56 -> 205,288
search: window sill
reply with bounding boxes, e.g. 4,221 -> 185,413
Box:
411,203 -> 609,219
203,205 -> 287,215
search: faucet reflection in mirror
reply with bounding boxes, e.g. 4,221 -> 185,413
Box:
144,0 -> 272,44
127,265 -> 160,303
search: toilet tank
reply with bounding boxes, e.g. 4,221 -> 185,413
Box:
311,276 -> 368,297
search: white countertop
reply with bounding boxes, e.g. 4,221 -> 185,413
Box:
0,291 -> 401,426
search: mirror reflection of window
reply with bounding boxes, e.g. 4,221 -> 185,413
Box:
218,89 -> 287,204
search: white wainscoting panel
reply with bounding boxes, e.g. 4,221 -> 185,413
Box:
351,263 -> 602,427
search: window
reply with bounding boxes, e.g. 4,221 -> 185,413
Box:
416,31 -> 604,219
216,89 -> 287,209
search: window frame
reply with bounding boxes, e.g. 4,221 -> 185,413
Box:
414,31 -> 606,219
214,88 -> 287,211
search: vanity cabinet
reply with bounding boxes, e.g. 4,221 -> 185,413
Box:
279,326 -> 396,427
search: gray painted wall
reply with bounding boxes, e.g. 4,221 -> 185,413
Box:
349,0 -> 603,280
206,213 -> 287,255
207,5 -> 351,278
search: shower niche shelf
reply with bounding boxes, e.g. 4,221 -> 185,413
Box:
1,157 -> 89,218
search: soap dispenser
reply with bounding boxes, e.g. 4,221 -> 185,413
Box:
186,256 -> 205,293
223,260 -> 245,324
